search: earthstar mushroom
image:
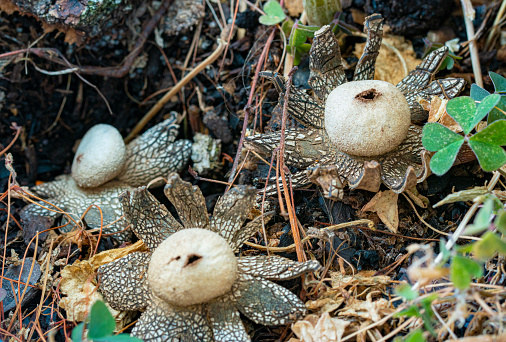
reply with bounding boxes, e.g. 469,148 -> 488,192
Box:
245,14 -> 466,198
98,173 -> 321,341
20,113 -> 192,241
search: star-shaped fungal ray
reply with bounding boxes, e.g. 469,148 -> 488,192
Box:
353,13 -> 384,81
309,25 -> 347,101
211,186 -> 257,243
98,252 -> 152,311
119,112 -> 192,187
233,273 -> 308,326
120,187 -> 182,250
131,298 -> 214,342
207,294 -> 251,342
164,173 -> 210,229
238,256 -> 321,280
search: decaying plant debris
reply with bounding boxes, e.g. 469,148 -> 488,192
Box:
1,0 -> 506,341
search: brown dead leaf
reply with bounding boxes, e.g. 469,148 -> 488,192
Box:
427,96 -> 461,133
284,0 -> 303,16
338,296 -> 393,322
331,271 -> 392,291
354,35 -> 422,85
292,313 -> 351,342
405,187 -> 429,208
88,240 -> 147,272
305,290 -> 345,314
407,264 -> 449,286
362,190 -> 399,233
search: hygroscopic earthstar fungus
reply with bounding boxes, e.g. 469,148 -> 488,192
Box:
20,113 -> 192,241
245,14 -> 466,198
98,173 -> 321,341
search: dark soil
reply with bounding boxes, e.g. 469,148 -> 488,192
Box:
1,0 -> 505,340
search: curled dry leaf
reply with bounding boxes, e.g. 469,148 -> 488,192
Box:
291,312 -> 351,342
330,270 -> 392,290
337,295 -> 393,322
427,96 -> 461,133
305,291 -> 345,315
362,190 -> 399,233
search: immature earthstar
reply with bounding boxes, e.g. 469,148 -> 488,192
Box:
98,173 -> 321,341
245,14 -> 465,198
20,112 -> 192,241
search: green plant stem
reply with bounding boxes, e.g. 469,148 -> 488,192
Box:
302,0 -> 341,26
411,171 -> 501,292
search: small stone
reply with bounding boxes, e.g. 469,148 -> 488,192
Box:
71,124 -> 126,188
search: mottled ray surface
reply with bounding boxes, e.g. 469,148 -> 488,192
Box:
119,112 -> 192,187
20,175 -> 132,240
309,25 -> 347,101
353,13 -> 383,81
245,13 -> 465,198
98,173 -> 321,342
21,116 -> 192,242
99,252 -> 152,311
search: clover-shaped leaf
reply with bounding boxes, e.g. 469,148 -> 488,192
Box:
472,232 -> 506,260
259,1 -> 286,25
470,83 -> 489,102
422,123 -> 464,175
446,95 -> 500,135
490,71 -> 506,94
428,139 -> 464,176
423,93 -> 506,175
470,74 -> 506,124
450,255 -> 483,290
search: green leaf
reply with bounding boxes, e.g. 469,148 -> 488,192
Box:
475,94 -> 501,127
281,19 -> 294,36
450,255 -> 483,290
464,198 -> 494,235
456,243 -> 474,254
471,119 -> 506,145
445,96 -> 478,135
468,139 -> 506,172
422,122 -> 463,151
439,239 -> 451,264
495,210 -> 506,235
429,139 -> 465,175
439,56 -> 454,71
490,71 -> 506,94
395,283 -> 418,301
395,305 -> 420,318
470,84 -> 489,102
71,323 -> 85,342
88,301 -> 116,339
402,330 -> 426,342
296,24 -> 320,36
296,43 -> 312,54
473,232 -> 506,260
293,50 -> 301,66
446,95 -> 500,135
95,335 -> 144,342
290,28 -> 307,47
259,1 -> 286,25
488,96 -> 506,124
